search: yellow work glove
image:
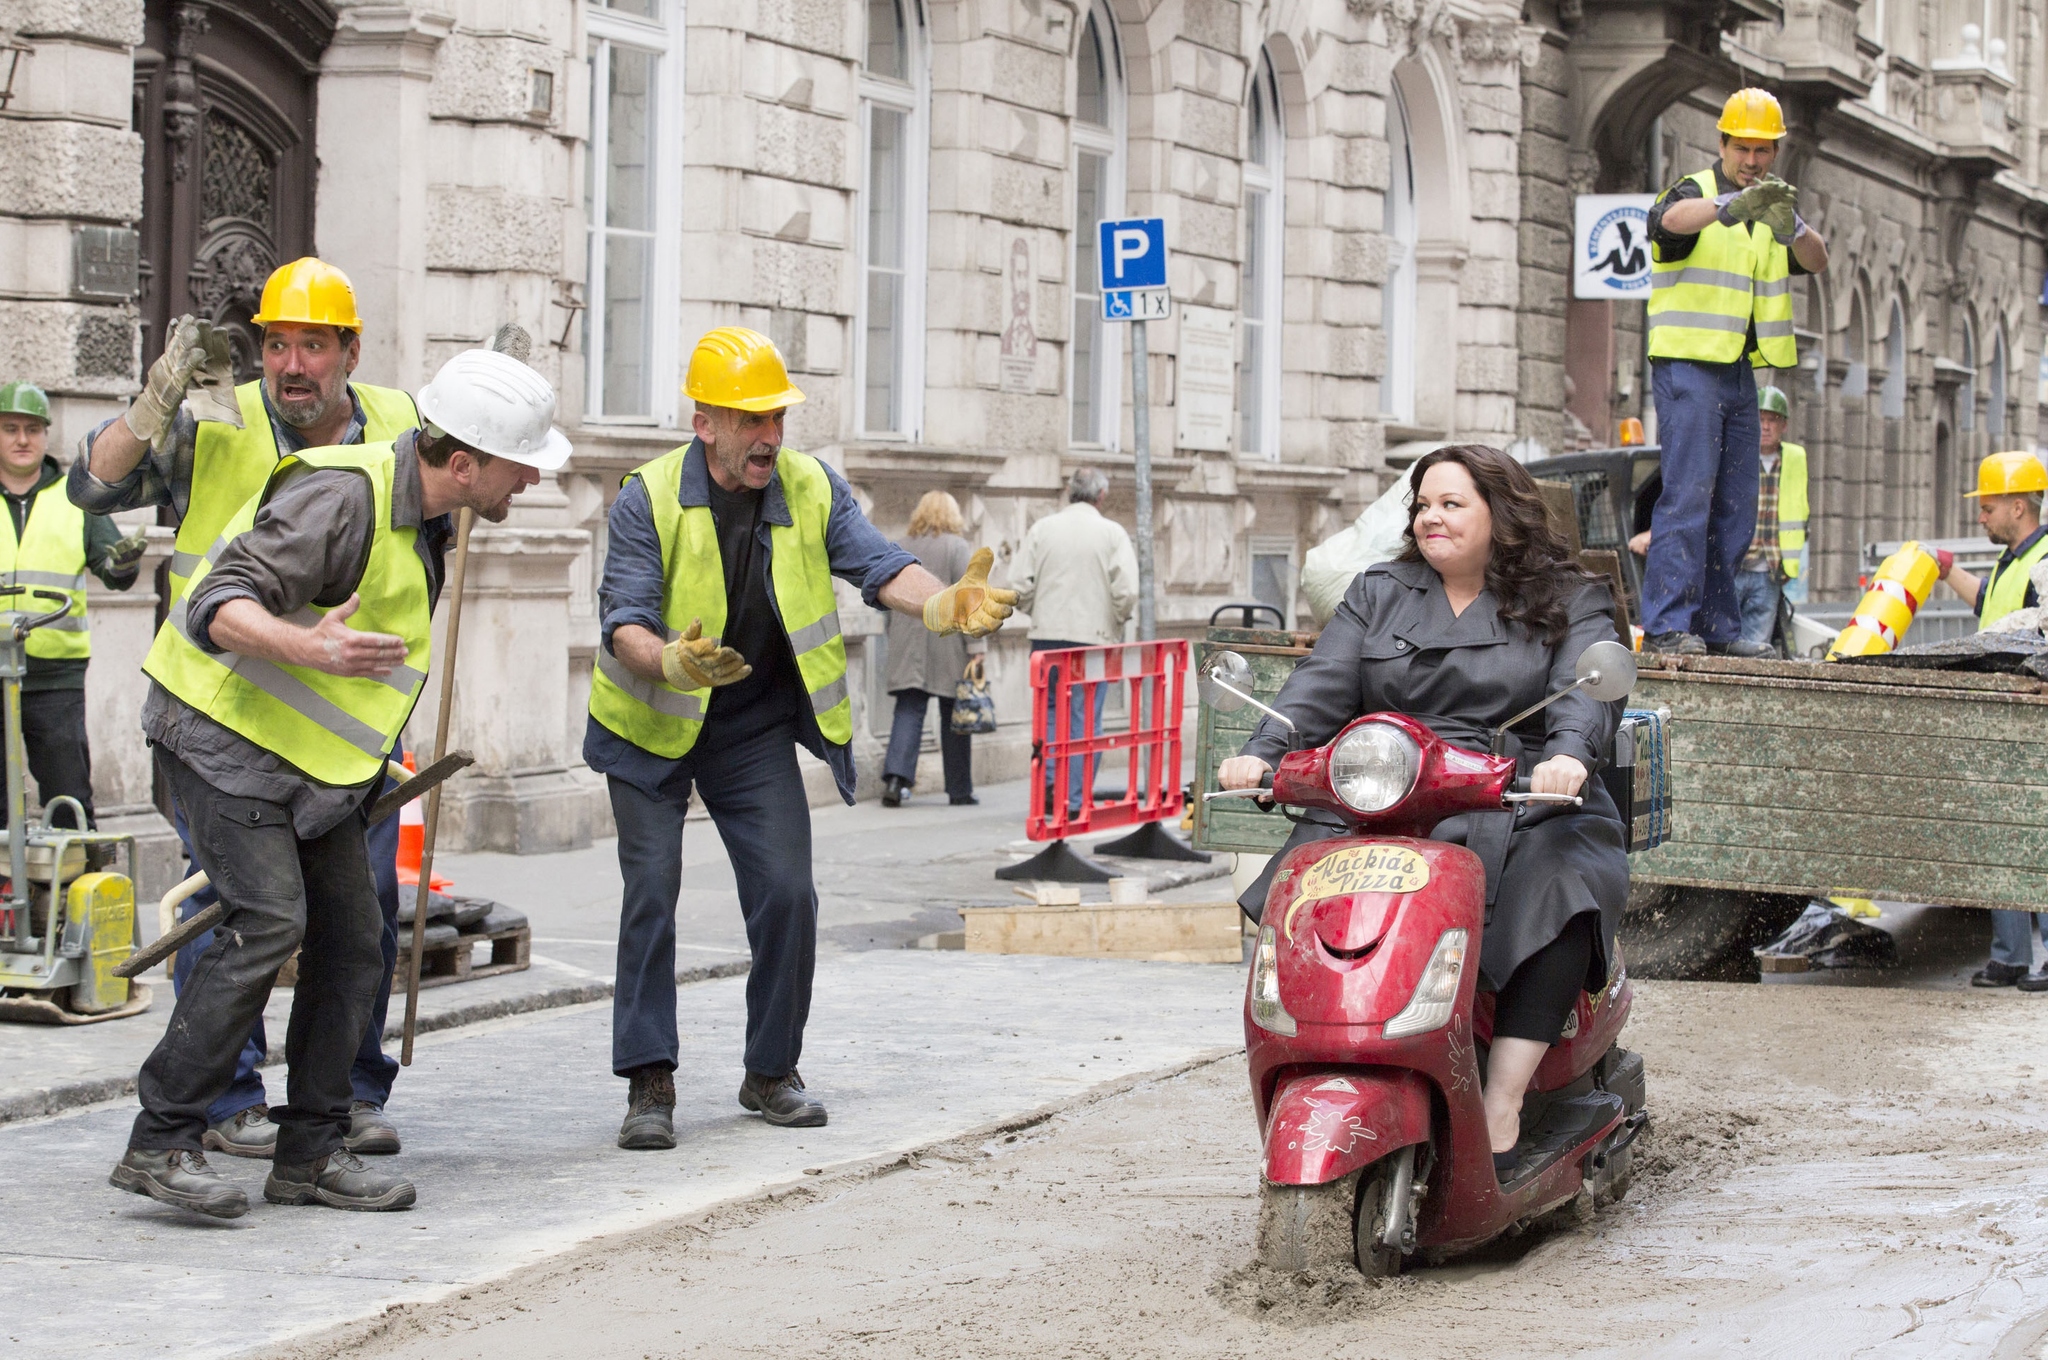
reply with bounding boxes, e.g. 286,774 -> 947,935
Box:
661,619 -> 751,689
923,547 -> 1017,638
105,529 -> 148,574
124,315 -> 211,445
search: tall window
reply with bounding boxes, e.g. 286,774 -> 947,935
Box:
1989,326 -> 2008,436
1240,53 -> 1283,459
1380,83 -> 1416,422
858,0 -> 927,438
1880,299 -> 1906,419
586,1 -> 681,424
1960,319 -> 1977,432
1071,3 -> 1124,446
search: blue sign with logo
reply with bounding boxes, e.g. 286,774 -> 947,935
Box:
1098,217 -> 1167,292
1572,193 -> 1655,300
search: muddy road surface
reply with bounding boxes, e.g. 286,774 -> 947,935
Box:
293,980 -> 2048,1360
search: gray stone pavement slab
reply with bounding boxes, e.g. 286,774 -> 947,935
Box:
0,775 -> 1228,1123
0,951 -> 1243,1358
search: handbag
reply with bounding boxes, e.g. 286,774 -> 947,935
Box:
951,655 -> 998,735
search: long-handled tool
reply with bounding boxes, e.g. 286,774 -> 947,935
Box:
114,750 -> 477,981
400,506 -> 474,1064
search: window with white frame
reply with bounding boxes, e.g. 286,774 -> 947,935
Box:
1380,83 -> 1416,423
1960,319 -> 1977,432
1880,299 -> 1906,420
1990,326 -> 2008,435
1070,2 -> 1124,446
1240,52 -> 1283,460
858,0 -> 928,438
586,1 -> 682,424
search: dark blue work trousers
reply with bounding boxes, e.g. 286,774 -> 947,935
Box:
608,725 -> 816,1080
171,767 -> 403,1123
1642,357 -> 1762,644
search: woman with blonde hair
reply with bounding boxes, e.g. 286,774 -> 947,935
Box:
881,490 -> 984,806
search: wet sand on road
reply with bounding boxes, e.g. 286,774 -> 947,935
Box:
289,978 -> 2048,1359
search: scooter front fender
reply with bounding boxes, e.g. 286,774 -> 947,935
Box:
1262,1068 -> 1432,1186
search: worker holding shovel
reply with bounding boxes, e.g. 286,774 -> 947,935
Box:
107,349 -> 569,1221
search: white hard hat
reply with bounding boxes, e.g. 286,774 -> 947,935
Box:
416,349 -> 573,471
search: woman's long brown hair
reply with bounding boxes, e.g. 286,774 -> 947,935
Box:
1395,444 -> 1595,644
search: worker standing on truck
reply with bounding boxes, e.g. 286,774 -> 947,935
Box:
590,327 -> 1015,1151
1730,384 -> 1809,649
1640,88 -> 1829,657
0,381 -> 146,828
1928,451 -> 2048,988
107,348 -> 568,1221
71,260 -> 420,1163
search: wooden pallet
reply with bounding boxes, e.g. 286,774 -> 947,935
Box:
959,900 -> 1241,963
395,923 -> 531,989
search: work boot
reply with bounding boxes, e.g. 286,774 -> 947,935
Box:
109,1148 -> 249,1220
618,1065 -> 677,1150
201,1105 -> 277,1160
882,775 -> 908,808
739,1069 -> 827,1127
950,794 -> 980,806
1975,960 -> 2029,987
1713,639 -> 1775,659
2018,968 -> 2048,993
1643,632 -> 1707,655
265,1150 -> 416,1211
344,1101 -> 401,1156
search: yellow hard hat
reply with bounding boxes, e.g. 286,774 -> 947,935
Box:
1717,88 -> 1787,141
684,327 -> 805,412
251,257 -> 365,331
1964,450 -> 2048,498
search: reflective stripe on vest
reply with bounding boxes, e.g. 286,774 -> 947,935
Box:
144,442 -> 432,786
1980,531 -> 2048,628
171,380 -> 419,603
1646,168 -> 1798,368
1777,443 -> 1809,579
587,445 -> 852,760
0,483 -> 91,659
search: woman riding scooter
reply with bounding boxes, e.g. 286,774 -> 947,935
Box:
1219,444 -> 1629,1183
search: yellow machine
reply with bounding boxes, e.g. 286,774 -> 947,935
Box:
1826,541 -> 1943,660
0,588 -> 148,1024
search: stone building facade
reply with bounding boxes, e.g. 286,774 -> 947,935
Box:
10,0 -> 2042,867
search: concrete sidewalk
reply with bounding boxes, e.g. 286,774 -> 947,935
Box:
0,775 -> 1230,1124
0,951 -> 1245,1359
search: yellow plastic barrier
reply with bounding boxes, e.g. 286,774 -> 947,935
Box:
1826,540 -> 1941,659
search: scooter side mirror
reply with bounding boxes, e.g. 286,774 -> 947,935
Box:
1574,639 -> 1638,703
1197,650 -> 1255,713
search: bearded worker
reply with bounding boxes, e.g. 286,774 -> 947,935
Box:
590,327 -> 1015,1150
72,259 -> 419,1162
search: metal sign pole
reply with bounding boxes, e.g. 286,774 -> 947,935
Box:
1131,317 -> 1155,642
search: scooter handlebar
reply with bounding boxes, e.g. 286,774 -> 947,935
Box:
1502,775 -> 1581,808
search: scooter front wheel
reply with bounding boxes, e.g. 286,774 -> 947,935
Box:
1253,1162 -> 1402,1278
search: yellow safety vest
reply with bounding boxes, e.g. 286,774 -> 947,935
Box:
1777,442 -> 1808,580
588,445 -> 852,760
0,479 -> 90,660
143,442 -> 431,787
1647,169 -> 1797,368
1981,530 -> 2048,628
170,380 -> 419,604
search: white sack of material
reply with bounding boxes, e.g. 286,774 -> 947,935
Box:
1300,475 -> 1413,626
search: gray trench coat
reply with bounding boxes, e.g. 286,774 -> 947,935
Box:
1239,558 -> 1629,993
884,532 -> 981,695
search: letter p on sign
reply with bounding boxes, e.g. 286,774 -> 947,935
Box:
1097,217 -> 1167,291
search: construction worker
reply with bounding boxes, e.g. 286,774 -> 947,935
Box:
107,348 -> 567,1221
0,382 -> 146,828
1925,451 -> 2048,989
589,327 -> 1015,1150
1640,87 -> 1829,657
1730,384 -> 1809,649
72,258 -> 419,1164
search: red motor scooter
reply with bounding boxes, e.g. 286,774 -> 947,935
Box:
1200,640 -> 1653,1276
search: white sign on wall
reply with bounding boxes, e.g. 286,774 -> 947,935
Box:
1573,193 -> 1657,300
1175,305 -> 1236,453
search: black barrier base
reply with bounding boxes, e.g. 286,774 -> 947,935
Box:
1093,821 -> 1211,863
994,839 -> 1114,883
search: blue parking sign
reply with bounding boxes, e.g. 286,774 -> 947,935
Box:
1098,217 -> 1167,292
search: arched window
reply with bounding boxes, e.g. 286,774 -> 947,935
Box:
1989,325 -> 2008,436
1880,298 -> 1906,420
1959,318 -> 1977,432
1380,83 -> 1416,422
1070,2 -> 1125,446
858,0 -> 928,438
1240,52 -> 1283,459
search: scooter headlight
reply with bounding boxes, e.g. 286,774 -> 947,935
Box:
1382,928 -> 1468,1039
1328,721 -> 1421,813
1250,924 -> 1297,1036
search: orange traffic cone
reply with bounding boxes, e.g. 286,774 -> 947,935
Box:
394,750 -> 452,892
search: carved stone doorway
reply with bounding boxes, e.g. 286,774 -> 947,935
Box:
133,1 -> 335,378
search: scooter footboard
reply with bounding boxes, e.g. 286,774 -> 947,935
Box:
1263,1069 -> 1432,1186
